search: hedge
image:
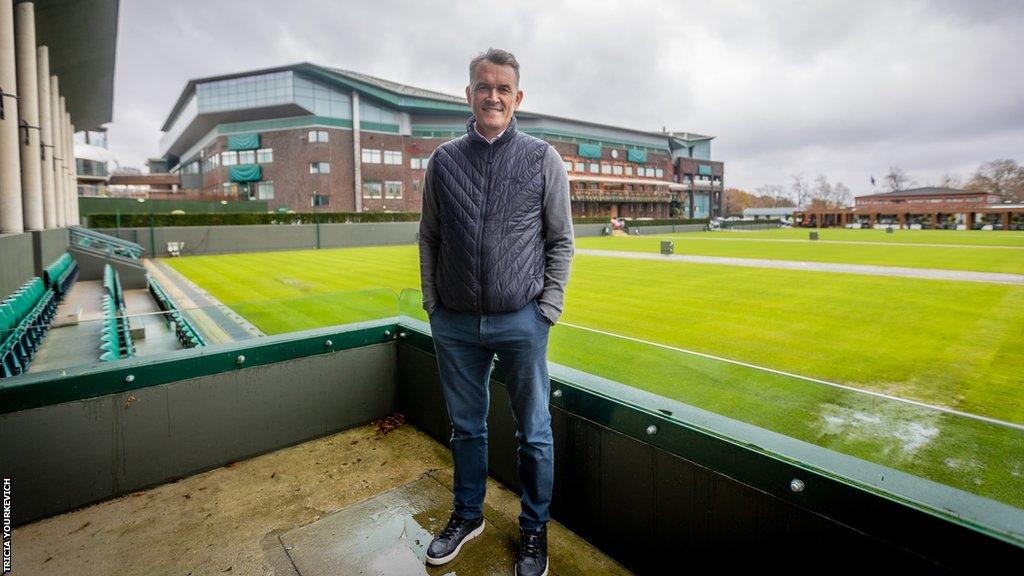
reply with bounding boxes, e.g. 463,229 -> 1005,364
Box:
89,212 -> 711,228
88,212 -> 423,228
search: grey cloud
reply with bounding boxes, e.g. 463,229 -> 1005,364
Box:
105,0 -> 1023,193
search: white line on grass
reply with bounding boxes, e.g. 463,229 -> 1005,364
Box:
644,235 -> 1024,250
557,320 -> 1024,432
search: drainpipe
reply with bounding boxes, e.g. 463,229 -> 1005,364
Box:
0,0 -> 24,234
15,1 -> 42,230
352,91 -> 362,213
49,75 -> 63,227
37,45 -> 54,228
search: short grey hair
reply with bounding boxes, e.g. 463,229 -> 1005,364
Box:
469,48 -> 520,87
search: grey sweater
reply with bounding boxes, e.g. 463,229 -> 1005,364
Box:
418,144 -> 575,325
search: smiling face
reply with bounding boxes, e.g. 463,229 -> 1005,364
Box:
466,60 -> 523,140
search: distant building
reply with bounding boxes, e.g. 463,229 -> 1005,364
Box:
743,206 -> 796,220
157,63 -> 726,218
794,187 -> 1023,230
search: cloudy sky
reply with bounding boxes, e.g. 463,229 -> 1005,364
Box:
106,0 -> 1024,193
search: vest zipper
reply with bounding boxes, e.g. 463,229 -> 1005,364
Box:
477,145 -> 493,314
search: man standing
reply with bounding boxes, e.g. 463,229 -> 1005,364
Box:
418,48 -> 574,576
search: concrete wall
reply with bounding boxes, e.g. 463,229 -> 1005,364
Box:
87,220 -> 702,258
0,341 -> 396,525
0,233 -> 36,298
31,227 -> 69,277
119,222 -> 421,257
69,245 -> 148,289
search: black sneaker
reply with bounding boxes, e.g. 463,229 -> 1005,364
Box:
425,512 -> 485,565
515,525 -> 548,576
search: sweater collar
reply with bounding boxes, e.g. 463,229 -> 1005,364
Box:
466,114 -> 517,146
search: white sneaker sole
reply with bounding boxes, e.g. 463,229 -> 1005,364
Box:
425,519 -> 485,565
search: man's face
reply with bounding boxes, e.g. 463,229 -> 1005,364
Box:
466,61 -> 523,139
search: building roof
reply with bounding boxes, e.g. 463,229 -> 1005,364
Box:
35,0 -> 120,129
325,67 -> 466,105
161,62 -> 711,145
857,187 -> 982,199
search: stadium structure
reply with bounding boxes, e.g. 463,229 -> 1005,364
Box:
156,63 -> 726,219
1,1 -> 1022,574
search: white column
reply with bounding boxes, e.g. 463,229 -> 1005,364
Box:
67,118 -> 77,225
351,91 -> 362,213
59,95 -> 68,225
50,75 -> 63,227
15,0 -> 42,230
36,45 -> 54,228
0,0 -> 23,234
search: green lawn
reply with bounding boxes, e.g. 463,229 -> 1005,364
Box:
575,230 -> 1024,274
164,244 -> 1024,507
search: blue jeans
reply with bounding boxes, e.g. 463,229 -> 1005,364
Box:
428,298 -> 553,531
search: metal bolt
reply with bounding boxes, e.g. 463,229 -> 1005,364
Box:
398,332 -> 407,339
236,354 -> 246,365
790,479 -> 805,493
325,339 -> 333,348
646,424 -> 658,436
384,330 -> 392,337
124,374 -> 135,384
552,389 -> 563,398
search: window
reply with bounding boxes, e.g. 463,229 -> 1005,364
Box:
222,183 -> 234,195
655,168 -> 664,179
410,155 -> 430,169
601,163 -> 612,175
589,162 -> 599,174
310,161 -> 330,174
257,181 -> 274,200
256,148 -> 273,163
221,151 -> 238,166
307,130 -> 329,143
625,165 -> 633,176
311,194 -> 330,206
385,180 -> 403,199
362,180 -> 382,198
238,150 -> 256,164
361,148 -> 381,164
646,167 -> 656,177
574,161 -> 585,173
612,165 -> 623,176
563,161 -> 572,172
383,150 -> 402,165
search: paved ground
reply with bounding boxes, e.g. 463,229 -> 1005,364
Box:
576,248 -> 1024,285
11,422 -> 630,576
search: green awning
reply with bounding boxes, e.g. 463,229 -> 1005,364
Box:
627,149 -> 647,163
229,164 -> 262,182
577,143 -> 602,159
698,165 -> 712,176
227,133 -> 260,151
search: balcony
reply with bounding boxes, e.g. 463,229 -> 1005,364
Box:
3,279 -> 1022,574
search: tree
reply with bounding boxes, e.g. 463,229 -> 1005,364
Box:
790,174 -> 811,208
833,182 -> 852,208
938,173 -> 962,188
965,159 -> 1024,202
884,166 -> 915,192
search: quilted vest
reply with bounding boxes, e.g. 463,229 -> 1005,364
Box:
431,115 -> 549,314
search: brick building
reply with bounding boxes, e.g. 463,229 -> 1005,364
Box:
158,63 -> 725,218
794,187 -> 1024,230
